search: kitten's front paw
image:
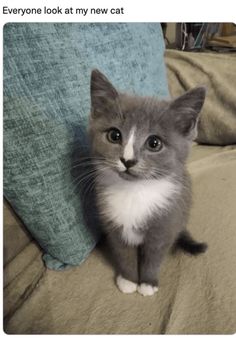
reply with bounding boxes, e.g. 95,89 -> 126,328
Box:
137,283 -> 158,296
116,275 -> 138,294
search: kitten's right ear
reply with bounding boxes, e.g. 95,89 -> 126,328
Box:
90,69 -> 119,118
169,87 -> 206,139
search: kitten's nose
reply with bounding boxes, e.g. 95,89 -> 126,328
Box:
120,157 -> 137,168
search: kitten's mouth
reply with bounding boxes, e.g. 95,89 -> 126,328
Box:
118,169 -> 138,180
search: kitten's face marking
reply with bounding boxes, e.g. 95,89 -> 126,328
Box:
89,69 -> 206,182
123,127 -> 135,162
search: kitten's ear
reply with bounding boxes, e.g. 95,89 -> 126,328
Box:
170,87 -> 206,138
90,69 -> 119,118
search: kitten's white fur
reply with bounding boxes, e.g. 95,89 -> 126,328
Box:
117,159 -> 126,172
101,177 -> 179,245
123,128 -> 135,161
116,275 -> 137,294
137,283 -> 158,296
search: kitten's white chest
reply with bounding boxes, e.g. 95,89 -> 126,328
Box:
100,178 -> 179,245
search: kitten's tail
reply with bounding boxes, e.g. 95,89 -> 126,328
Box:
174,230 -> 207,255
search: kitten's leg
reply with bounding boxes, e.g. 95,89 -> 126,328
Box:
138,240 -> 170,296
106,229 -> 138,294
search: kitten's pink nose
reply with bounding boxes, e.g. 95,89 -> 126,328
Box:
120,157 -> 137,168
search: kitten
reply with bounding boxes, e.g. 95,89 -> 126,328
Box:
88,69 -> 207,296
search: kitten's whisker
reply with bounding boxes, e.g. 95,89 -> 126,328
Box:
72,145 -> 90,149
73,157 -> 102,162
73,155 -> 106,161
72,157 -> 116,168
69,166 -> 108,195
82,171 -> 103,200
71,159 -> 115,170
77,168 -> 109,202
72,169 -> 99,189
72,166 -> 110,194
71,162 -> 102,170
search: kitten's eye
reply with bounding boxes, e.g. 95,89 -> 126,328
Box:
106,128 -> 122,144
146,135 -> 162,152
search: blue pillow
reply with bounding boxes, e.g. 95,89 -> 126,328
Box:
4,23 -> 169,270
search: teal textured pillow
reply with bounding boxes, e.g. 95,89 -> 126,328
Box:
4,23 -> 169,270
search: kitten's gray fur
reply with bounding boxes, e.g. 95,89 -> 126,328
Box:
88,69 -> 207,289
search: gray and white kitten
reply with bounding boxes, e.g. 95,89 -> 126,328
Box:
88,69 -> 207,296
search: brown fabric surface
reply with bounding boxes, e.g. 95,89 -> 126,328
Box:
3,202 -> 45,324
165,50 -> 236,146
4,145 -> 236,334
3,200 -> 32,265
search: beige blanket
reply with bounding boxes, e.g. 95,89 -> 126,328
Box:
165,50 -> 236,146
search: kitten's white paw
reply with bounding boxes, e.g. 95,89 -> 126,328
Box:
137,283 -> 158,296
116,275 -> 138,294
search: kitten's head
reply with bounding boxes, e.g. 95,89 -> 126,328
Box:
89,69 -> 206,182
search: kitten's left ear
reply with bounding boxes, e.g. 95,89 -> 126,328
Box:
170,87 -> 206,138
90,69 -> 119,118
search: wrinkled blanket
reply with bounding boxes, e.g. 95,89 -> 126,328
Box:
165,50 -> 236,146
